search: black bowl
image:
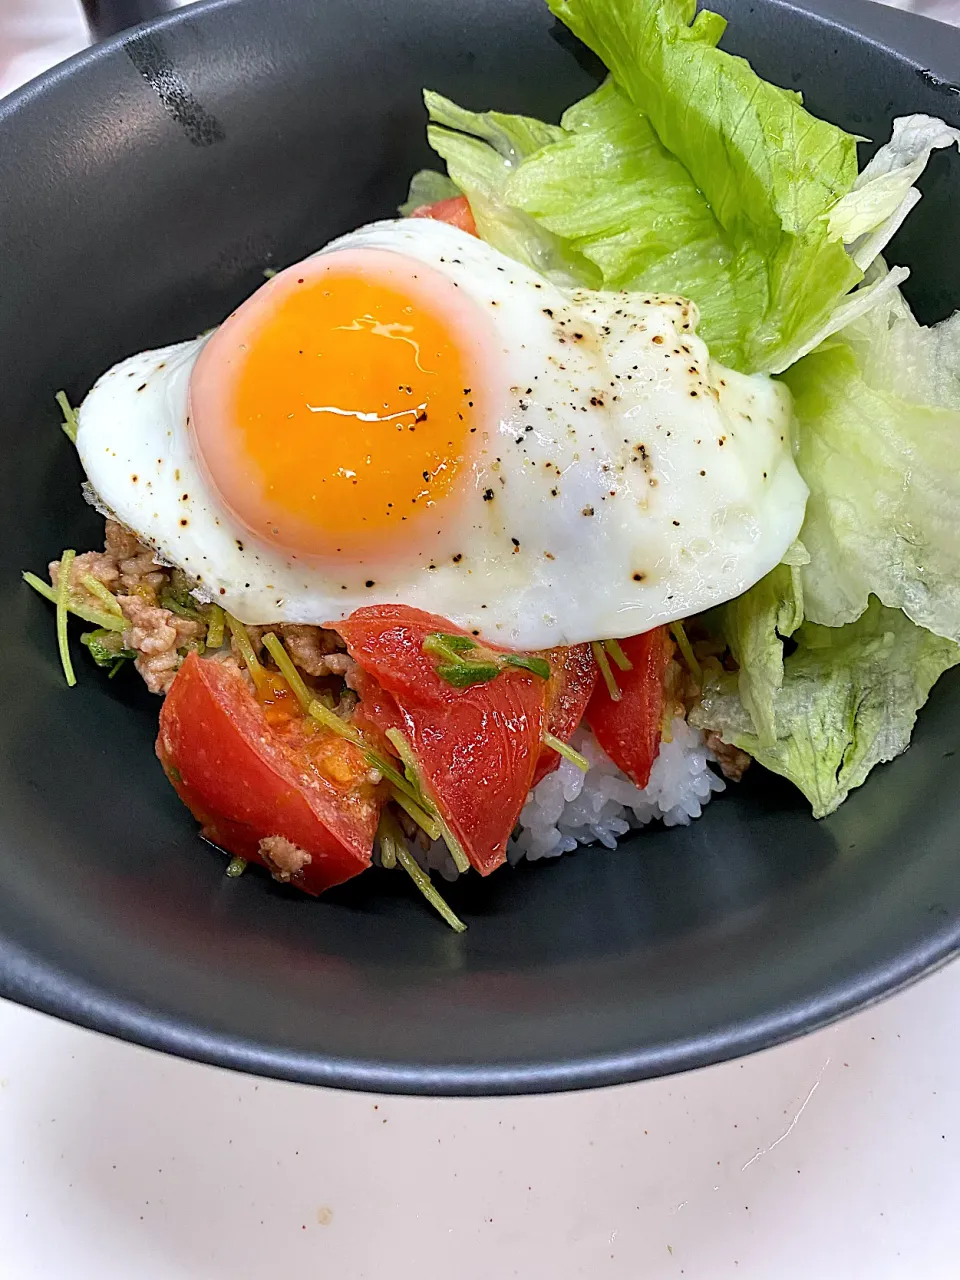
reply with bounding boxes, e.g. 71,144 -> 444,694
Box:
2,0 -> 960,1095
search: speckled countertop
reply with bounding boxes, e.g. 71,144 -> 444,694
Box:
2,1 -> 960,1276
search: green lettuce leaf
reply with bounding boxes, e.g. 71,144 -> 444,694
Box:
707,543 -> 808,747
503,78 -> 758,363
419,7 -> 960,375
422,91 -> 594,284
692,598 -> 960,817
543,0 -> 861,372
842,271 -> 960,410
828,114 -> 960,273
782,298 -> 960,642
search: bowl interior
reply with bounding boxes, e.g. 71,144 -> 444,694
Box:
2,0 -> 960,1093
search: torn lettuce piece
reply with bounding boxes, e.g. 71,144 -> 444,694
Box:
542,0 -> 860,372
423,90 -> 594,284
692,599 -> 960,818
503,78 -> 758,365
707,544 -> 808,748
828,114 -> 960,272
782,294 -> 960,641
421,4 -> 957,375
842,271 -> 960,411
771,264 -> 910,372
398,169 -> 461,217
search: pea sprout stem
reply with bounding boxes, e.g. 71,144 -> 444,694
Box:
261,631 -> 311,706
396,844 -> 466,932
56,390 -> 79,444
591,640 -> 621,702
386,727 -> 469,873
55,551 -> 77,688
603,638 -> 633,671
261,632 -> 427,807
376,807 -> 466,934
205,604 -> 225,649
81,574 -> 124,616
23,573 -> 126,632
377,813 -> 399,870
669,621 -> 702,685
390,785 -> 442,842
542,732 -> 590,772
225,613 -> 267,693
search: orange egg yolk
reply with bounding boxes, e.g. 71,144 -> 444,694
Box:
188,249 -> 486,560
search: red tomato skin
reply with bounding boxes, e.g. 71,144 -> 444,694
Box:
334,607 -> 546,875
584,628 -> 674,789
408,195 -> 477,236
532,644 -> 597,786
156,653 -> 380,894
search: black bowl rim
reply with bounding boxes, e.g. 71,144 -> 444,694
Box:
3,0 -> 960,1095
2,900 -> 958,1095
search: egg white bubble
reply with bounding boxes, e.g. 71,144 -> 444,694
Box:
76,218 -> 807,648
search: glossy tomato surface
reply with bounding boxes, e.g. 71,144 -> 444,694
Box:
157,654 -> 381,894
337,606 -> 547,874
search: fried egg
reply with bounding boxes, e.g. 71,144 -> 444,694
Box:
76,218 -> 807,648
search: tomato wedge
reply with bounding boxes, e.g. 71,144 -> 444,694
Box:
333,606 -> 547,875
585,629 -> 674,789
532,643 -> 597,786
157,653 -> 382,894
408,194 -> 477,236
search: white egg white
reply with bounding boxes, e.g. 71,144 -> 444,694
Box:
76,218 -> 807,648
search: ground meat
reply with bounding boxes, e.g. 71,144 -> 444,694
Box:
103,519 -> 142,563
58,518 -> 359,699
118,595 -> 204,695
258,835 -> 312,882
321,651 -> 356,679
227,623 -> 262,665
232,621 -> 354,681
49,550 -> 120,607
50,519 -> 169,612
104,519 -> 166,593
275,623 -> 347,677
704,731 -> 752,782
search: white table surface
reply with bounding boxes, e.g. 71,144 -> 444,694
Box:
3,2 -> 960,1276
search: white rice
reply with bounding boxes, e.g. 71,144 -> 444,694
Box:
413,716 -> 725,881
